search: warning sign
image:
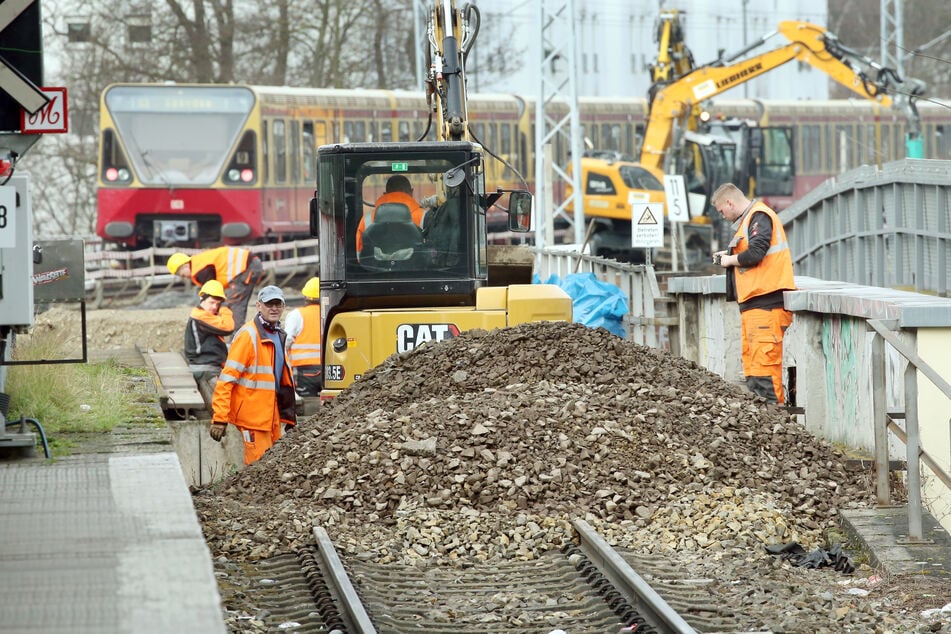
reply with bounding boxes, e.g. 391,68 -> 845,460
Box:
631,202 -> 664,248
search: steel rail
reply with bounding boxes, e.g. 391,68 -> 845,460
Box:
312,526 -> 378,634
572,518 -> 698,634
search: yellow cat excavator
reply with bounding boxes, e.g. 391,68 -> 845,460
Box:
310,0 -> 572,400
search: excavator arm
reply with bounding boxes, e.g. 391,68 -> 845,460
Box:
641,20 -> 927,174
426,0 -> 480,142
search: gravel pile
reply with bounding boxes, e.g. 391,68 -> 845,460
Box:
194,321 -> 876,564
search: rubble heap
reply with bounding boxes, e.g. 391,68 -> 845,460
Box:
194,321 -> 874,564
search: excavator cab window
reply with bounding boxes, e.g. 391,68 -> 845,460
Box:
316,142 -> 489,295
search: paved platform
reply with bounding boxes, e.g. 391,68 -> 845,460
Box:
0,452 -> 226,634
839,506 -> 951,578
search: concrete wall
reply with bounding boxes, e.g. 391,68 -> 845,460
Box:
916,329 -> 951,527
168,421 -> 244,488
668,274 -> 951,534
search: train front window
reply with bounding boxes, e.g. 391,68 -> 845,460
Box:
104,85 -> 254,186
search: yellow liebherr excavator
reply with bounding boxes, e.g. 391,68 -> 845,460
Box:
578,16 -> 926,265
310,0 -> 572,400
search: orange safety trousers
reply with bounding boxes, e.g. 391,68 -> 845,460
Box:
236,419 -> 282,465
740,308 -> 793,404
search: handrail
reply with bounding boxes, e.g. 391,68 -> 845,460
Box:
867,318 -> 951,541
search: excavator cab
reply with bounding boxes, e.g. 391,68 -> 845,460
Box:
312,140 -> 533,314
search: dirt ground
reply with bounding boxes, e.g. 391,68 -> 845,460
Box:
38,289 -> 228,357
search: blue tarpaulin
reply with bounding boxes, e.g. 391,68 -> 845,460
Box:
534,272 -> 628,338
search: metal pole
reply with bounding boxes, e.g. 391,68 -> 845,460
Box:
871,328 -> 890,505
903,360 -> 923,540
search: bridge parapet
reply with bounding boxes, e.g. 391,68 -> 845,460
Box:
780,159 -> 951,296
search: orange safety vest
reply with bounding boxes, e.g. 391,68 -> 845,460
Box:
355,191 -> 425,252
731,201 -> 795,303
288,304 -> 322,368
212,319 -> 296,432
189,246 -> 252,286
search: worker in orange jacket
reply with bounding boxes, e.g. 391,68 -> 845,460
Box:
712,182 -> 795,404
355,174 -> 426,254
209,285 -> 297,464
167,246 -> 265,326
285,277 -> 323,397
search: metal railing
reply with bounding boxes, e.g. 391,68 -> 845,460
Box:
535,248 -> 667,347
81,239 -> 320,307
868,319 -> 951,541
780,159 -> 951,296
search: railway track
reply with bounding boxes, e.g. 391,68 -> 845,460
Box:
216,520 -> 704,634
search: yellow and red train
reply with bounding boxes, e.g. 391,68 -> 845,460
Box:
96,82 -> 951,249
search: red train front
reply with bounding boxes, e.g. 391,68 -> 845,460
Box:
96,83 -> 308,249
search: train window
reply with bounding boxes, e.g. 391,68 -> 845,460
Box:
601,124 -> 621,151
473,122 -> 486,144
262,121 -> 269,183
399,121 -> 410,142
290,120 -> 301,183
822,124 -> 832,173
622,123 -> 634,158
345,121 -> 368,143
488,123 -> 498,153
302,123 -> 314,183
368,121 -> 378,142
937,125 -> 950,159
799,125 -> 820,173
99,129 -> 132,182
501,124 -> 512,155
634,124 -> 645,157
332,121 -> 339,143
380,121 -> 392,142
834,125 -> 853,172
274,119 -> 287,183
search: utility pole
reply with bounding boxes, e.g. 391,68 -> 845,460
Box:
534,0 -> 584,249
880,0 -> 904,76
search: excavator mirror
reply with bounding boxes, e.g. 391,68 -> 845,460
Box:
508,191 -> 532,232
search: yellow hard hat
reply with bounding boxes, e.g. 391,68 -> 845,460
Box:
301,277 -> 321,299
199,280 -> 226,299
167,253 -> 190,275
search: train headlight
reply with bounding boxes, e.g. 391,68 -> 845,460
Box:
227,168 -> 240,181
240,168 -> 254,183
105,167 -> 131,182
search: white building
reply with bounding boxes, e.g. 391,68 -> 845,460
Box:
467,0 -> 830,100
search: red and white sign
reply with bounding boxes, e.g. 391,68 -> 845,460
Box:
21,87 -> 68,134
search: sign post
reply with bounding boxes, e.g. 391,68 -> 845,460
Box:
663,174 -> 690,272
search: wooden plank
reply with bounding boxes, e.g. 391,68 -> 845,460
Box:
147,351 -> 206,414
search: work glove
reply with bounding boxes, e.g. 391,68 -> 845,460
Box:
209,422 -> 228,442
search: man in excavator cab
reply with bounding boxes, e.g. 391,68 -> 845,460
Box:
355,175 -> 427,260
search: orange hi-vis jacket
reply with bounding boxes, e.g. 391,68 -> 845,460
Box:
212,318 -> 297,432
288,304 -> 322,368
189,246 -> 253,287
355,191 -> 425,252
731,202 -> 795,303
